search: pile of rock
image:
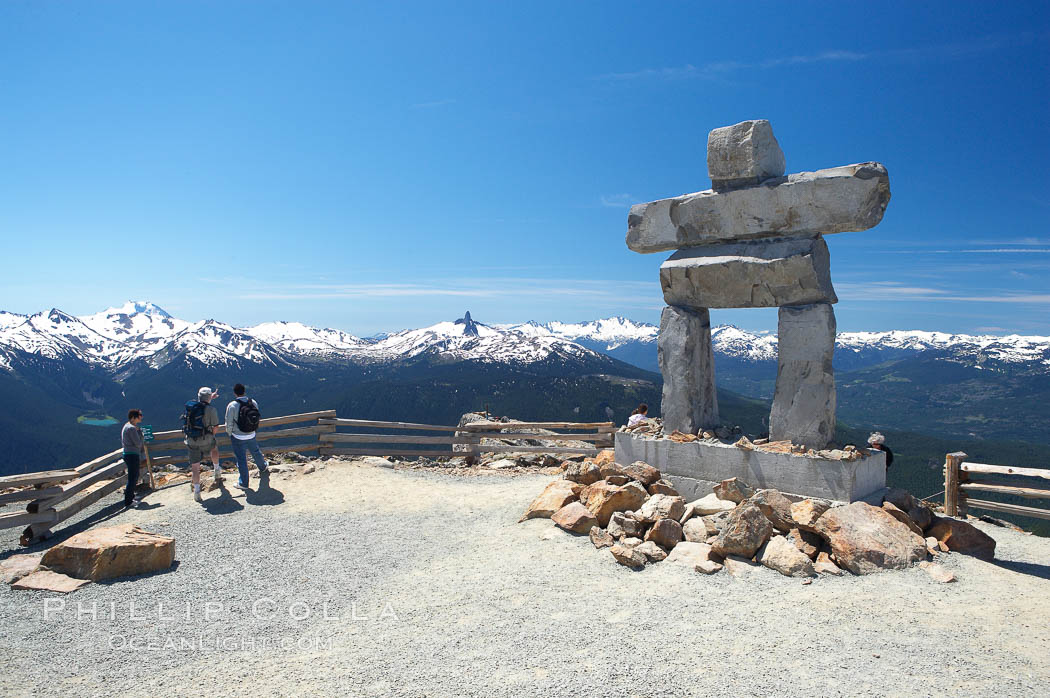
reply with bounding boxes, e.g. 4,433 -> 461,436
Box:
619,417 -> 664,438
520,452 -> 996,581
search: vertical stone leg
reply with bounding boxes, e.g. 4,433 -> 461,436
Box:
658,305 -> 719,433
770,303 -> 836,449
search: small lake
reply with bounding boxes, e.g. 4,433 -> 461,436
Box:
78,416 -> 118,427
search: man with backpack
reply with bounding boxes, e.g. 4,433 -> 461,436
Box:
184,386 -> 222,502
225,383 -> 267,490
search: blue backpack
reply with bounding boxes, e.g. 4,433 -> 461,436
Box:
182,400 -> 208,439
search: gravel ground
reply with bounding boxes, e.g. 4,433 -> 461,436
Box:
1,460 -> 1048,697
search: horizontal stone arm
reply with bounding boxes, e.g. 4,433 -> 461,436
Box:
626,162 -> 890,253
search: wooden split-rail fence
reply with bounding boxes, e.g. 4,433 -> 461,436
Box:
943,451 -> 1050,522
0,410 -> 614,545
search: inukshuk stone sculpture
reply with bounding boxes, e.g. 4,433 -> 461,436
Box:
626,120 -> 890,449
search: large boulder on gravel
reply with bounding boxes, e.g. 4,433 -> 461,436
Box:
593,450 -> 615,466
711,503 -> 773,558
551,502 -> 599,534
637,494 -> 686,523
599,462 -> 629,480
624,461 -> 661,487
882,501 -> 924,537
519,480 -> 582,521
583,481 -> 648,527
647,479 -> 679,497
644,518 -> 684,550
813,502 -> 927,575
664,541 -> 719,567
40,524 -> 175,582
608,511 -> 648,539
689,493 -> 737,516
749,489 -> 794,532
564,461 -> 602,485
926,516 -> 996,560
757,535 -> 816,577
713,477 -> 754,503
610,543 -> 647,569
791,499 -> 832,532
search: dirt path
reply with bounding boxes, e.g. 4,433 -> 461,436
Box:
1,460 -> 1048,697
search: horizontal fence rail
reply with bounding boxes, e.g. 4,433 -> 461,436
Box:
944,451 -> 1050,522
1,410 -> 616,545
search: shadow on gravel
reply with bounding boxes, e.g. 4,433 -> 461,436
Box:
245,473 -> 284,507
201,486 -> 244,516
992,558 -> 1050,580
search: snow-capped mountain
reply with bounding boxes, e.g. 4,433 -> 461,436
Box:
2,302 -> 1048,378
0,303 -> 620,375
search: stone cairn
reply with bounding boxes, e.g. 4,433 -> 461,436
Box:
626,120 -> 891,449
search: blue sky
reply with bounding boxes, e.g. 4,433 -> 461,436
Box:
1,1 -> 1048,335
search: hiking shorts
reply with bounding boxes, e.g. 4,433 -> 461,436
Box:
185,436 -> 217,463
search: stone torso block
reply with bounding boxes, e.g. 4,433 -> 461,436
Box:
627,163 -> 890,254
660,236 -> 837,309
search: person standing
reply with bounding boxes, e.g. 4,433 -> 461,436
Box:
184,386 -> 222,502
225,383 -> 267,490
121,409 -> 146,508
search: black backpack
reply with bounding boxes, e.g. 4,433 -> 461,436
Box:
236,397 -> 261,433
182,400 -> 208,439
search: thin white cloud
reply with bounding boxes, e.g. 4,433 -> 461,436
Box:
600,32 -> 1040,82
600,193 -> 635,208
837,282 -> 1050,305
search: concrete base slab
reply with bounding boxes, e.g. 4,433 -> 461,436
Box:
615,432 -> 885,503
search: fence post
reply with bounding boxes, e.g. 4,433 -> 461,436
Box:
944,451 -> 966,517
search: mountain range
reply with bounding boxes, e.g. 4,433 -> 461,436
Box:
2,301 -> 1049,477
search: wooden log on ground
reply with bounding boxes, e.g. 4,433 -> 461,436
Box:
0,486 -> 62,505
462,421 -> 615,431
960,462 -> 1050,480
319,447 -> 456,458
963,498 -> 1050,521
318,418 -> 461,432
958,482 -> 1050,499
28,460 -> 126,513
53,475 -> 127,525
0,470 -> 78,488
0,508 -> 58,530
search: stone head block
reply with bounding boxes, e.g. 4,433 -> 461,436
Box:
707,120 -> 786,189
660,236 -> 837,309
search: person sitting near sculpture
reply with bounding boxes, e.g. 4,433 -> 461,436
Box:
868,431 -> 893,469
627,404 -> 649,428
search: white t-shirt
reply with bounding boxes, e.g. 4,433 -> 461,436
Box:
627,413 -> 647,427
